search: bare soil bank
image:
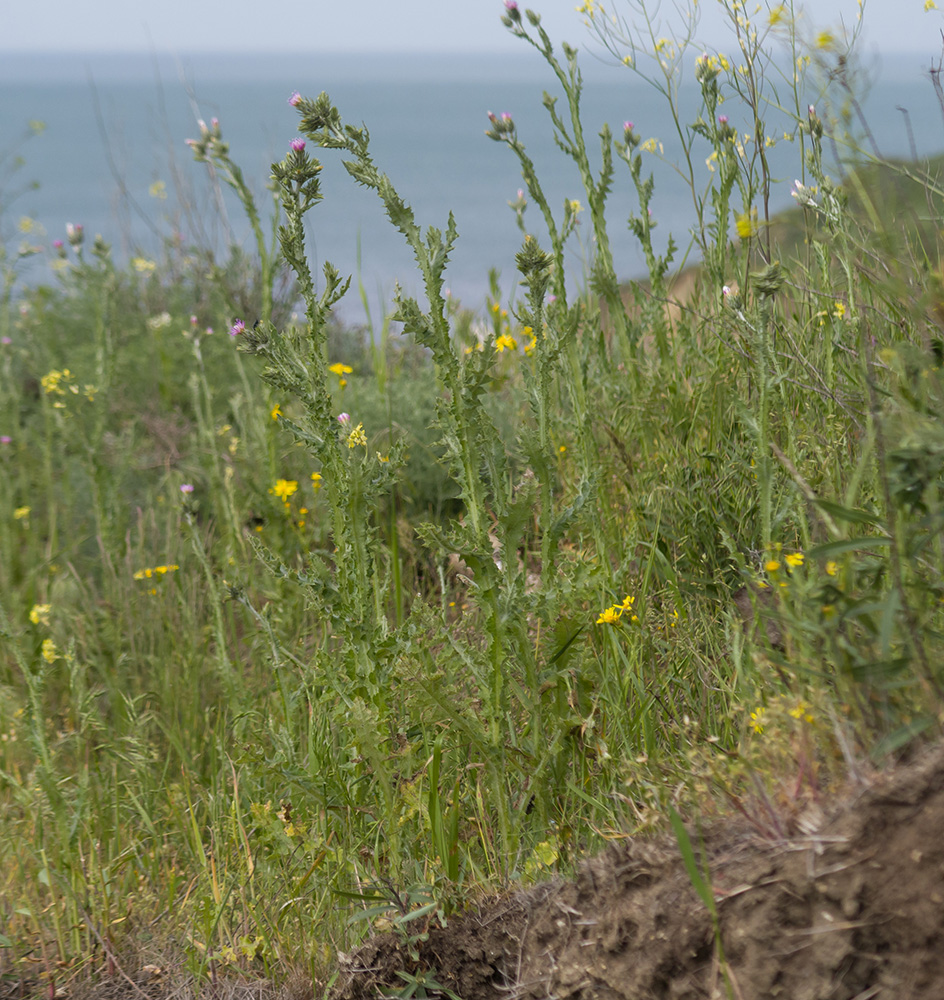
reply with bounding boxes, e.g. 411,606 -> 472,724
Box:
334,744 -> 944,1000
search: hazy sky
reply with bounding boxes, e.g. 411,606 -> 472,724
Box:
0,1 -> 938,54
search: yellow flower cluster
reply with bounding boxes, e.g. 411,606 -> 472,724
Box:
347,423 -> 367,448
133,564 -> 179,580
40,368 -> 73,394
29,604 -> 51,626
596,594 -> 638,626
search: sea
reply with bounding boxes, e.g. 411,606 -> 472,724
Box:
1,47 -> 941,322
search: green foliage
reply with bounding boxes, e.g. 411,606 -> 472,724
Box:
2,0 -> 944,992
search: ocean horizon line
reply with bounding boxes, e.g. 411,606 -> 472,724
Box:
0,47 -> 935,85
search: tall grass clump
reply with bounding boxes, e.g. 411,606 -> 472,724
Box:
3,0 -> 944,992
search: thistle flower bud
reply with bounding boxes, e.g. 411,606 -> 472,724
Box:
503,0 -> 521,22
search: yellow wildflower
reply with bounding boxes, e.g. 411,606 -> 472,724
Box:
29,604 -> 52,626
41,369 -> 72,394
789,701 -> 814,723
329,363 -> 353,376
735,209 -> 758,239
41,638 -> 59,663
749,707 -> 766,734
495,333 -> 518,352
131,257 -> 156,274
271,479 -> 299,500
149,180 -> 167,199
765,559 -> 781,573
347,423 -> 367,448
785,552 -> 804,568
825,561 -> 838,577
311,472 -> 323,490
815,30 -> 835,49
833,301 -> 846,319
596,606 -> 622,626
270,403 -> 282,421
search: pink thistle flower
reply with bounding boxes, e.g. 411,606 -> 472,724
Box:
180,483 -> 195,494
718,115 -> 728,124
337,412 -> 351,427
288,91 -> 302,107
290,137 -> 305,152
229,319 -> 245,337
0,436 -> 11,445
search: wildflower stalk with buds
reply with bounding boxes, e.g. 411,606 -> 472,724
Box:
186,116 -> 280,326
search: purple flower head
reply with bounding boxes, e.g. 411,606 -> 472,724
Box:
198,119 -> 208,135
0,436 -> 11,445
624,121 -> 634,132
501,112 -> 512,122
504,1 -> 518,10
180,483 -> 195,494
808,105 -> 816,117
53,239 -> 63,249
290,137 -> 305,152
229,319 -> 245,337
718,115 -> 728,125
190,314 -> 198,326
288,91 -> 302,107
1,337 -> 11,346
487,110 -> 498,123
211,117 -> 219,129
337,412 -> 351,427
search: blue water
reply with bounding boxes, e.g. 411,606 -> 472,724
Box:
1,50 -> 940,320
